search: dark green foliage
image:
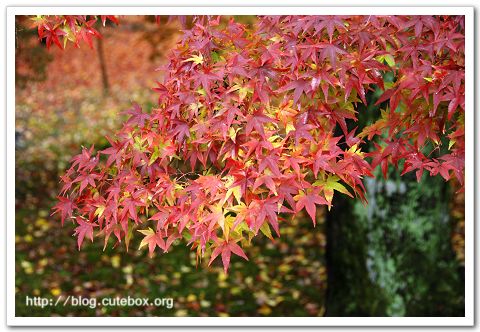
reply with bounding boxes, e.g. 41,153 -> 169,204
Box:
325,168 -> 464,316
356,170 -> 463,316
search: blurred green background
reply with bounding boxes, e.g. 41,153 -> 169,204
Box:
14,15 -> 465,317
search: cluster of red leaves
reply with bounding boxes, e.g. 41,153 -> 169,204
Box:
51,15 -> 465,273
31,15 -> 119,49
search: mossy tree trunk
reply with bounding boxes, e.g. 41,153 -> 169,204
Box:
325,191 -> 388,316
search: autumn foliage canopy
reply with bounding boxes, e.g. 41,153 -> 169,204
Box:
44,15 -> 465,273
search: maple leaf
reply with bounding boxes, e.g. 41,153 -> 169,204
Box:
317,103 -> 357,135
191,66 -> 222,93
164,231 -> 182,253
254,197 -> 283,236
314,175 -> 353,207
277,78 -> 311,104
260,42 -> 284,65
170,120 -> 191,143
183,52 -> 204,65
252,174 -> 277,195
51,196 -> 76,226
242,138 -> 274,160
312,151 -> 336,177
149,210 -> 169,229
276,176 -> 301,209
77,19 -> 102,49
203,203 -> 227,237
425,159 -> 451,181
59,174 -> 74,195
380,139 -> 409,167
258,154 -> 282,178
294,190 -> 328,226
400,16 -> 439,38
399,151 -> 427,181
100,15 -> 119,26
313,16 -> 347,42
100,140 -> 125,169
309,68 -> 340,103
73,173 -> 101,194
374,88 -> 402,113
74,219 -> 97,250
138,228 -> 166,257
122,103 -> 150,128
208,240 -> 249,274
120,197 -> 143,224
439,153 -> 464,184
245,110 -> 277,138
281,153 -> 309,177
345,127 -> 362,147
39,22 -> 66,50
317,43 -> 348,69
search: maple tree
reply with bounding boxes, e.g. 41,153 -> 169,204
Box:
31,15 -> 118,49
41,15 -> 465,273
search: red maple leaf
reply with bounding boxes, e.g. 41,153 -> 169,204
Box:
74,219 -> 97,250
208,240 -> 249,274
295,190 -> 328,226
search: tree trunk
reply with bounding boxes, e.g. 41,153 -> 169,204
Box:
96,36 -> 110,96
325,193 -> 388,316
